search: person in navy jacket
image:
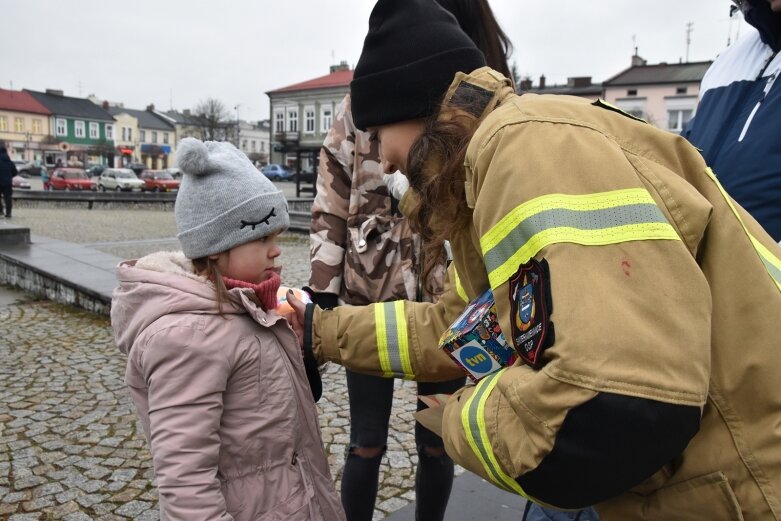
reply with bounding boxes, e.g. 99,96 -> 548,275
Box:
683,0 -> 781,242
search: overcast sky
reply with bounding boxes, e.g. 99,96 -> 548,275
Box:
1,0 -> 748,122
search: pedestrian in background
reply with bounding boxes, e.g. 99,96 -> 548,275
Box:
111,138 -> 345,521
683,0 -> 781,243
289,0 -> 781,518
307,1 -> 514,520
0,147 -> 17,218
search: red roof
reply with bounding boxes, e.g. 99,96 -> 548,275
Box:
0,89 -> 51,115
267,69 -> 353,94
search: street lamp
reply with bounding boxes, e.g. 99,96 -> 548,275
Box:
234,104 -> 241,149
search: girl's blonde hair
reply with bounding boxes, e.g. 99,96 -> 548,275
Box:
192,256 -> 231,314
406,103 -> 482,294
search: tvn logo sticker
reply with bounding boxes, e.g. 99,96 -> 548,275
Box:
452,341 -> 501,380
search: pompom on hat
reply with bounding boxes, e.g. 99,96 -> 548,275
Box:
174,138 -> 289,259
350,0 -> 486,131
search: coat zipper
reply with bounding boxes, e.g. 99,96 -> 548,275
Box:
738,51 -> 779,142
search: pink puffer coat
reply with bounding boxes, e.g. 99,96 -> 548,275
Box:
111,251 -> 345,521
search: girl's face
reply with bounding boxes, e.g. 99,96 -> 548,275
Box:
373,119 -> 425,175
209,233 -> 281,284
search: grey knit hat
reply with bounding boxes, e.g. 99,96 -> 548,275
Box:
174,138 -> 289,259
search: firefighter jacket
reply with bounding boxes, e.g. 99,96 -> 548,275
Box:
309,67 -> 781,520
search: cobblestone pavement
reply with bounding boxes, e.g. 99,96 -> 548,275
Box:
1,205 -> 461,520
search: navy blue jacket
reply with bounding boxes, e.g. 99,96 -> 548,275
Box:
683,1 -> 781,241
0,151 -> 17,188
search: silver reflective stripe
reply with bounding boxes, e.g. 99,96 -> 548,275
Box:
483,204 -> 669,275
382,302 -> 405,377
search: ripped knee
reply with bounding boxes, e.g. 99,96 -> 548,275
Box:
418,444 -> 448,459
350,445 -> 385,459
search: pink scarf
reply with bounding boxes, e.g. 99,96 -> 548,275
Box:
222,271 -> 281,312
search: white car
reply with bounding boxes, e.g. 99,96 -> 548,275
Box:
99,168 -> 145,192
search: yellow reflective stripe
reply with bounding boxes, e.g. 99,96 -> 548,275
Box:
480,189 -> 679,288
373,301 -> 415,379
393,300 -> 414,379
704,168 -> 781,292
460,370 -> 527,496
453,268 -> 469,303
374,303 -> 394,378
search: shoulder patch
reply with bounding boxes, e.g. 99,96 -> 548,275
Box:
508,258 -> 554,369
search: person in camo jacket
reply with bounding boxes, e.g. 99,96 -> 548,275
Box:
307,2 -> 515,520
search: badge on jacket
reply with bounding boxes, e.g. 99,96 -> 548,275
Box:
508,258 -> 554,369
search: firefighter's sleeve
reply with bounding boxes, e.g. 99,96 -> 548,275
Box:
309,95 -> 354,295
311,264 -> 468,383
439,120 -> 711,508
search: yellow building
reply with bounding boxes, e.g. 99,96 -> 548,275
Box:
0,88 -> 53,163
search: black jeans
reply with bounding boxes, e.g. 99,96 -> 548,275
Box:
0,184 -> 12,217
340,368 -> 465,521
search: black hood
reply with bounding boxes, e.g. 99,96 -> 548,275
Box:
744,0 -> 781,52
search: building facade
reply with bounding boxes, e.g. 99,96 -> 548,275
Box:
266,62 -> 351,174
602,55 -> 712,131
25,89 -> 115,167
237,120 -> 271,166
0,89 -> 52,163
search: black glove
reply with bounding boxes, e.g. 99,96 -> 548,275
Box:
304,288 -> 339,310
302,302 -> 322,402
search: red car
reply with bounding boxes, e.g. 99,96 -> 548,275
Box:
48,168 -> 95,191
141,170 -> 180,192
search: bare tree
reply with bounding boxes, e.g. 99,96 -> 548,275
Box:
193,98 -> 231,141
510,60 -> 521,89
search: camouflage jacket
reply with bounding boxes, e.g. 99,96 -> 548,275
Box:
309,94 -> 443,305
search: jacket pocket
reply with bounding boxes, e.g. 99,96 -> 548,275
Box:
255,472 -> 316,521
628,471 -> 744,521
344,214 -> 417,303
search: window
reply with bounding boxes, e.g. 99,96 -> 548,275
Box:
14,118 -> 24,133
152,131 -> 158,143
321,106 -> 332,132
89,122 -> 99,139
275,110 -> 284,133
127,128 -> 132,141
32,119 -> 42,134
121,127 -> 127,141
163,132 -> 169,144
140,130 -> 146,142
0,116 -> 6,131
667,109 -> 693,131
56,118 -> 67,136
105,124 -> 114,140
75,120 -> 85,138
287,108 -> 298,133
250,140 -> 256,152
627,89 -> 638,96
676,86 -> 688,95
261,141 -> 265,152
304,106 -> 315,134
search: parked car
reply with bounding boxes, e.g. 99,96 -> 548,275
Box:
87,164 -> 107,177
296,168 -> 316,183
261,164 -> 292,181
99,168 -> 145,192
167,167 -> 182,180
12,160 -> 43,177
127,162 -> 146,176
12,175 -> 31,190
48,168 -> 95,191
141,170 -> 180,192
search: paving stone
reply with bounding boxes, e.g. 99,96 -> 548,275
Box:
0,211 -> 429,519
8,513 -> 42,521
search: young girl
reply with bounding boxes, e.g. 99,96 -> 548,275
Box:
111,138 -> 345,521
290,0 -> 781,519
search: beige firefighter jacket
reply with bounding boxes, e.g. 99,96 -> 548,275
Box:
311,68 -> 781,520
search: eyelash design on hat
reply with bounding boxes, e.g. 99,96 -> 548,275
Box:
240,208 -> 276,230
